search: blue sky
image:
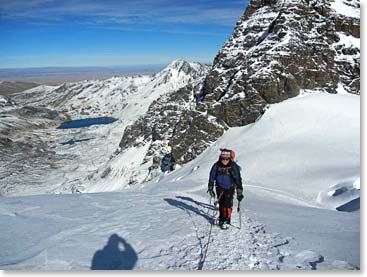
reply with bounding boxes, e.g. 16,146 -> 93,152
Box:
0,0 -> 250,68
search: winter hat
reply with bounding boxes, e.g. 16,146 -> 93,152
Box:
220,149 -> 231,159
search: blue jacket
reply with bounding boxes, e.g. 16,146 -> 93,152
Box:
208,160 -> 243,190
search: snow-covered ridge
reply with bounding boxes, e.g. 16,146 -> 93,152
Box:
0,60 -> 210,196
84,90 -> 360,212
161,0 -> 360,182
85,70 -> 211,193
201,0 -> 360,120
12,60 -> 208,120
163,92 -> 360,210
0,93 -> 359,270
0,1 -> 360,270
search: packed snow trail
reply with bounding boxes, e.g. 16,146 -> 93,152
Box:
0,179 -> 358,270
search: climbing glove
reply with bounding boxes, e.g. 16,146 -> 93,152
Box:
208,186 -> 215,198
237,188 -> 244,202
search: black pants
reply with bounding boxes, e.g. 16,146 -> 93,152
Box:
216,187 -> 235,223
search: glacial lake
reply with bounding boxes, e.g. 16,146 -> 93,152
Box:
57,117 -> 118,129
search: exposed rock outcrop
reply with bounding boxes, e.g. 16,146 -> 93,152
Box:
112,0 -> 360,186
201,0 -> 359,128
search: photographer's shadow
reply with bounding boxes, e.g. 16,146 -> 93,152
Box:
91,234 -> 137,270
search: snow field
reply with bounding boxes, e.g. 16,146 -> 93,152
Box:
0,177 -> 358,270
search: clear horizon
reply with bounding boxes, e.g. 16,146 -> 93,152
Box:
0,0 -> 250,69
0,63 -> 168,70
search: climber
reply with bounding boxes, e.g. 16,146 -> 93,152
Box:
207,148 -> 243,229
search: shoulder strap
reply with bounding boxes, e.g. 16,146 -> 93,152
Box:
230,162 -> 243,188
228,166 -> 235,181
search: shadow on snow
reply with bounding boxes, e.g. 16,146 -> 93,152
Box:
91,234 -> 137,270
164,196 -> 214,223
176,196 -> 215,211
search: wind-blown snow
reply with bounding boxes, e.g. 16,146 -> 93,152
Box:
0,93 -> 359,270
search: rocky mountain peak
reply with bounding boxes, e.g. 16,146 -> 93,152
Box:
85,60 -> 212,189
200,0 -> 359,127
152,59 -> 209,88
106,0 -> 359,189
0,1 -> 360,196
165,59 -> 193,72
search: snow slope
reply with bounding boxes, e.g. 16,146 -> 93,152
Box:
88,92 -> 360,210
330,0 -> 360,19
0,93 -> 359,270
223,92 -> 360,209
12,59 -> 208,121
0,60 -> 209,196
0,187 -> 358,270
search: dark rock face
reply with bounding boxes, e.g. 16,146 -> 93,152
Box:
169,109 -> 226,163
201,0 -> 359,128
116,0 -> 359,182
119,80 -> 225,179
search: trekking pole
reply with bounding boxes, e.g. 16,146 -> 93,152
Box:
207,195 -> 213,215
237,201 -> 242,230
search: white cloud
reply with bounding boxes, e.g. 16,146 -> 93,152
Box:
0,0 -> 248,27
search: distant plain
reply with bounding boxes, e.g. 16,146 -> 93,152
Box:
0,64 -> 166,86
